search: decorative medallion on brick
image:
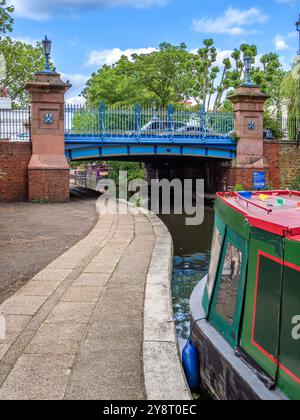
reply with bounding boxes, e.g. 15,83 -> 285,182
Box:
44,113 -> 54,125
248,120 -> 256,130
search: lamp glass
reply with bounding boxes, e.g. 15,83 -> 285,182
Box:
244,55 -> 251,71
296,14 -> 300,31
42,37 -> 51,56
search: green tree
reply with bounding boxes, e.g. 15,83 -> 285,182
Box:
83,43 -> 191,108
253,53 -> 284,113
83,40 -> 286,114
82,58 -> 148,108
280,62 -> 300,139
131,43 -> 191,108
108,161 -> 145,198
187,39 -> 219,109
213,58 -> 231,111
0,38 -> 45,106
281,64 -> 299,117
0,0 -> 14,38
213,45 -> 284,113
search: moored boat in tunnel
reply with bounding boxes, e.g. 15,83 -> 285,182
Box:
190,190 -> 300,400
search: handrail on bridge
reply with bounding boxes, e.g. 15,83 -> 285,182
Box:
64,103 -> 235,142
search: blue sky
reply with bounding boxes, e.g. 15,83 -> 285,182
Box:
9,0 -> 300,103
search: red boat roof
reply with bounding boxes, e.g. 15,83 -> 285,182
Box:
218,191 -> 300,238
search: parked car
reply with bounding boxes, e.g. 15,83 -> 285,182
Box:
11,132 -> 30,142
140,119 -> 186,133
263,128 -> 275,140
128,118 -> 186,136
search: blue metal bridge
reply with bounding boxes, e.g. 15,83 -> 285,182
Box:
64,104 -> 236,161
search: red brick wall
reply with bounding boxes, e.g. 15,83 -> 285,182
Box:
221,141 -> 300,191
28,169 -> 70,202
220,166 -> 268,191
264,141 -> 300,189
263,141 -> 280,189
0,142 -> 32,202
278,141 -> 300,188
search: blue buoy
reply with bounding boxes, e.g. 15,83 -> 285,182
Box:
182,340 -> 200,391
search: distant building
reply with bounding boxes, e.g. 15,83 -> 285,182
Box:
0,97 -> 12,110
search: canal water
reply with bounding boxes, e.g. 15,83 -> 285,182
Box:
160,208 -> 214,349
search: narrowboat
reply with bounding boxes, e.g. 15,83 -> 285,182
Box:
190,190 -> 300,400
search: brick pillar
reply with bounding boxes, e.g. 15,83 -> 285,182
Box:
225,85 -> 270,190
26,72 -> 71,202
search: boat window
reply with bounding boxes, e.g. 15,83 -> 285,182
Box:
214,243 -> 242,325
207,228 -> 223,299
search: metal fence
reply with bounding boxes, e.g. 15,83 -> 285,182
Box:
267,117 -> 300,141
64,104 -> 235,140
1,106 -> 297,143
0,108 -> 31,141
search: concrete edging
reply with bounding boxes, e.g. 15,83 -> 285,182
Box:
142,211 -> 192,400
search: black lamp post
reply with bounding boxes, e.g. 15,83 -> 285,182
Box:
42,36 -> 52,73
243,53 -> 255,86
296,14 -> 300,53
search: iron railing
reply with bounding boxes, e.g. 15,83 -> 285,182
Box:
64,104 -> 235,141
0,108 -> 31,141
265,117 -> 300,141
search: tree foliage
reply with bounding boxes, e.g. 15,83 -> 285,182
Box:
0,38 -> 45,106
0,0 -> 14,38
83,43 -> 191,108
0,3 -> 47,107
108,161 -> 145,198
280,62 -> 299,117
83,40 -> 285,113
280,61 -> 300,139
187,39 -> 219,109
83,59 -> 142,108
130,43 -> 190,108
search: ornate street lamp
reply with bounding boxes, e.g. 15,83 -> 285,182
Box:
42,36 -> 52,73
296,14 -> 300,53
243,53 -> 254,86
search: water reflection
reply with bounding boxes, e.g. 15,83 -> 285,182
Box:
160,208 -> 214,345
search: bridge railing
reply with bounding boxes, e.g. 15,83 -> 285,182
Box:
64,104 -> 235,141
0,108 -> 31,141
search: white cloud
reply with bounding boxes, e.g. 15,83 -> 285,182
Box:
11,36 -> 39,47
288,31 -> 298,39
214,50 -> 235,68
66,95 -> 86,105
193,7 -> 268,36
12,0 -> 168,20
275,35 -> 289,51
61,73 -> 89,104
86,47 -> 157,67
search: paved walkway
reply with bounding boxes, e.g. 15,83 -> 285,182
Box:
0,202 -> 191,400
0,197 -> 98,304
